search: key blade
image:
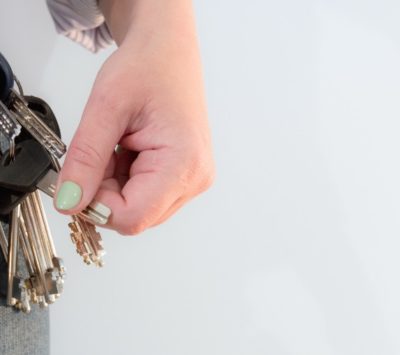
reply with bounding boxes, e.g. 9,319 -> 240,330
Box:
10,90 -> 66,159
37,169 -> 57,197
7,205 -> 20,306
0,224 -> 8,263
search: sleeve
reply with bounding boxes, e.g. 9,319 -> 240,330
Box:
46,0 -> 114,53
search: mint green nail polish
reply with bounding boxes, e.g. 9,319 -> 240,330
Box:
56,181 -> 82,210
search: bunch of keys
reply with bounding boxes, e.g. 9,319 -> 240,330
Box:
0,52 -> 111,312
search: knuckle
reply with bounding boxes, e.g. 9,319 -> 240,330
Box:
181,148 -> 215,193
119,221 -> 148,236
118,206 -> 162,236
199,165 -> 216,192
68,141 -> 104,171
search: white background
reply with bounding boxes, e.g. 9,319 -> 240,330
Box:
2,0 -> 400,354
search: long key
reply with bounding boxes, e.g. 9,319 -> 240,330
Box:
23,192 -> 64,301
7,205 -> 22,306
20,198 -> 51,307
8,89 -> 66,159
5,209 -> 30,313
19,213 -> 40,307
0,223 -> 8,263
30,191 -> 65,294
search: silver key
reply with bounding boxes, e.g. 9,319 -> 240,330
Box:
4,211 -> 31,313
7,205 -> 22,306
8,89 -> 66,159
37,169 -> 111,225
19,213 -> 39,309
20,197 -> 52,306
69,215 -> 105,267
30,191 -> 65,294
0,101 -> 21,141
21,192 -> 65,304
0,223 -> 8,263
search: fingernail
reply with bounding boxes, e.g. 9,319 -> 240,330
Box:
56,181 -> 82,210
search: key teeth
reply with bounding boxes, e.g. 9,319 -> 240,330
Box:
68,217 -> 106,267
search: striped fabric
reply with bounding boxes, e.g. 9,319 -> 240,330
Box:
46,0 -> 114,53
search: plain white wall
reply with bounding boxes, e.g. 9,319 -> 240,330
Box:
3,0 -> 400,354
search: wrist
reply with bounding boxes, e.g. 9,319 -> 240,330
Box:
98,0 -> 135,45
99,0 -> 198,50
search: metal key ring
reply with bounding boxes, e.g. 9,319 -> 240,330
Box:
8,138 -> 15,161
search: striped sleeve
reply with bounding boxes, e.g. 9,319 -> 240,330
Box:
46,0 -> 114,53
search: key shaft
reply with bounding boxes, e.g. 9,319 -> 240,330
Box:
7,205 -> 20,306
0,223 -> 8,263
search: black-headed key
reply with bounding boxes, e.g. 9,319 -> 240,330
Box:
0,145 -> 111,225
0,96 -> 61,215
0,138 -> 52,193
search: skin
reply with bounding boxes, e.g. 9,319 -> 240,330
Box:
55,0 -> 215,235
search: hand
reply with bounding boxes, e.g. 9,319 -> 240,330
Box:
55,0 -> 214,235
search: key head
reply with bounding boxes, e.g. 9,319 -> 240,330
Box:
0,188 -> 25,215
0,97 -> 62,215
0,52 -> 14,102
0,139 -> 51,192
25,96 -> 61,139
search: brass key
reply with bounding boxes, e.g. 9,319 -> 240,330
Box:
69,215 -> 105,267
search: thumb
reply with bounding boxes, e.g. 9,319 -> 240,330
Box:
55,90 -> 126,214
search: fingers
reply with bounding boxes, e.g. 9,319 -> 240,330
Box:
93,148 -> 185,235
55,85 -> 128,215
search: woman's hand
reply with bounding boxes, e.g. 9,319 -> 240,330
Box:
55,0 -> 214,235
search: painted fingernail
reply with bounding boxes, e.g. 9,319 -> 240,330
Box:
56,181 -> 82,210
